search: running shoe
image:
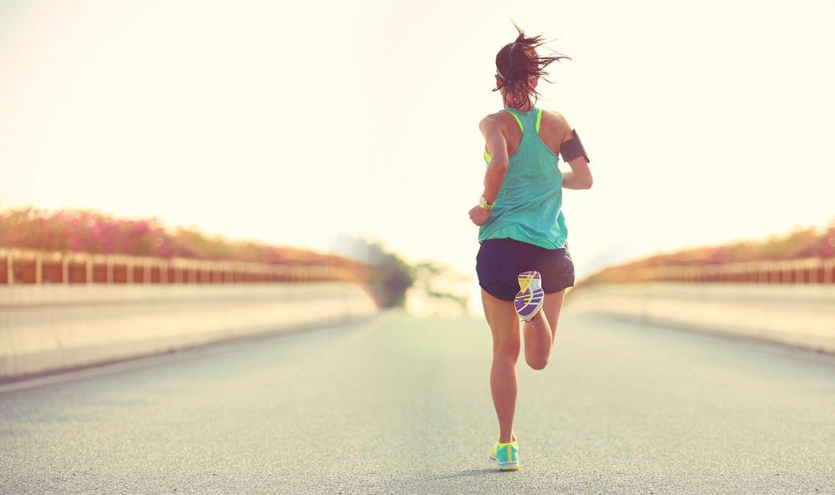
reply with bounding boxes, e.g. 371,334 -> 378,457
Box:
492,440 -> 519,471
489,433 -> 516,460
514,270 -> 544,322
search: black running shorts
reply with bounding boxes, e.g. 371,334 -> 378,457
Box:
476,238 -> 575,302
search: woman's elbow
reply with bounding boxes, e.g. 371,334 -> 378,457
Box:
580,175 -> 593,189
489,159 -> 509,172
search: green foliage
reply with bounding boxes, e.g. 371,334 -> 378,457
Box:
331,236 -> 415,308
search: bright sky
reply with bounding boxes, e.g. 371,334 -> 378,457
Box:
1,0 -> 834,281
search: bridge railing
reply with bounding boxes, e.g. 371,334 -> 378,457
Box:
0,248 -> 357,286
580,257 -> 835,286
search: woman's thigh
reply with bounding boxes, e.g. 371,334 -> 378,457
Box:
481,289 -> 520,353
541,289 -> 566,335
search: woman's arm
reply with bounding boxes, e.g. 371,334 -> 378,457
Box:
469,116 -> 509,226
480,116 -> 510,203
556,116 -> 592,190
562,155 -> 593,190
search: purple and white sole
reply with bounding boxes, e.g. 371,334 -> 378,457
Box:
514,270 -> 544,322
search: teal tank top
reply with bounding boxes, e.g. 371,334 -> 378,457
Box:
478,106 -> 568,250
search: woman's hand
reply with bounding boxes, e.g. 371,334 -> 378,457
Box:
469,205 -> 491,226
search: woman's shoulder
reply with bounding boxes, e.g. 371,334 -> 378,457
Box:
478,110 -> 513,134
480,110 -> 509,124
539,108 -> 570,129
538,108 -> 573,142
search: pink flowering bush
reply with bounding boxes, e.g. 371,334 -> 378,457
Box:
0,207 -> 360,269
581,219 -> 835,285
0,207 -> 417,305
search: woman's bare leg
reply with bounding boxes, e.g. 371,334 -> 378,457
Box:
523,289 -> 566,370
481,289 -> 520,444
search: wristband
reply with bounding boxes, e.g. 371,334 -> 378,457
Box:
479,195 -> 494,210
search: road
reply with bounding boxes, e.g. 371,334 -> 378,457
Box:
1,310 -> 834,494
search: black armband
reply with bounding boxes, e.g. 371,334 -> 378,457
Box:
559,130 -> 590,163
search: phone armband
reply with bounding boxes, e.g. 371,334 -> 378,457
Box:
559,130 -> 590,163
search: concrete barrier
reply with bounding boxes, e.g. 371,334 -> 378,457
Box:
565,283 -> 835,353
0,283 -> 378,380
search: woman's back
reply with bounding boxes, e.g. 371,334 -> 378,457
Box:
478,106 -> 569,250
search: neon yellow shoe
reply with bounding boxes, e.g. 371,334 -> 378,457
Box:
489,436 -> 519,470
489,433 -> 516,459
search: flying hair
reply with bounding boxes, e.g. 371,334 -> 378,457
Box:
494,21 -> 571,109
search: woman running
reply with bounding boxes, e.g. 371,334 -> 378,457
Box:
468,25 -> 593,471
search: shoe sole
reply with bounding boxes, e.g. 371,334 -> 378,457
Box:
514,270 -> 544,322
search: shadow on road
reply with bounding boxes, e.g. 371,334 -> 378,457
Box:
430,468 -> 515,480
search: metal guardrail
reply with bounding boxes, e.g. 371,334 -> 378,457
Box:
0,248 -> 356,285
587,257 -> 835,285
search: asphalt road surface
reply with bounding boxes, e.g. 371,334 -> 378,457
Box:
2,310 -> 834,494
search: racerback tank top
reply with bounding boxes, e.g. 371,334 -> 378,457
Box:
478,106 -> 568,250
